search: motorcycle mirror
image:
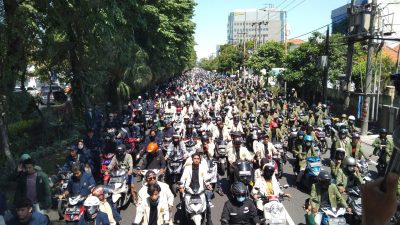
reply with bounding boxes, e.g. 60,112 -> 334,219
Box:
283,184 -> 289,189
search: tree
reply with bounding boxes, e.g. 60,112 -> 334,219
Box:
246,41 -> 285,74
216,44 -> 242,73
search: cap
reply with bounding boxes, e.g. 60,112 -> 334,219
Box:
20,154 -> 31,162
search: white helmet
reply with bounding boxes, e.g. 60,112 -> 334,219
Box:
348,115 -> 355,121
84,196 -> 100,207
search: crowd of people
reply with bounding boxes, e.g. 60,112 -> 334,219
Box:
2,68 -> 400,225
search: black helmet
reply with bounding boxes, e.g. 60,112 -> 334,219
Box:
201,134 -> 209,143
343,157 -> 357,173
351,132 -> 360,139
380,128 -> 388,135
116,145 -> 126,157
263,164 -> 275,179
318,170 -> 331,183
335,148 -> 346,160
230,181 -> 247,196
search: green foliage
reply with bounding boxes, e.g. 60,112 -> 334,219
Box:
246,41 -> 285,74
216,44 -> 242,73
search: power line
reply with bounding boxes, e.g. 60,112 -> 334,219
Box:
281,0 -> 300,11
277,0 -> 290,8
286,0 -> 306,11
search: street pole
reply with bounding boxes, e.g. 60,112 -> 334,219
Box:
344,0 -> 356,112
361,0 -> 378,135
322,25 -> 330,104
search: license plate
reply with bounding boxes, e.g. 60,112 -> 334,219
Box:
190,198 -> 202,204
271,219 -> 286,224
65,207 -> 80,214
170,162 -> 180,167
110,177 -> 123,183
239,171 -> 251,175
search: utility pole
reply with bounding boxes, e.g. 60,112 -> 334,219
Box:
322,25 -> 330,104
344,0 -> 356,112
361,0 -> 378,135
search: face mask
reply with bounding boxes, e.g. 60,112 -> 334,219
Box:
150,136 -> 155,141
236,196 -> 245,203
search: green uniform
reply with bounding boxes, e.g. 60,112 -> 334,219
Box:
345,143 -> 367,160
336,168 -> 363,190
298,147 -> 317,170
330,160 -> 341,179
372,137 -> 394,163
310,184 -> 348,210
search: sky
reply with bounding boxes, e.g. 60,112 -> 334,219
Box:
193,0 -> 351,59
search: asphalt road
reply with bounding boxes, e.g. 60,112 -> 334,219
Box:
50,139 -> 378,225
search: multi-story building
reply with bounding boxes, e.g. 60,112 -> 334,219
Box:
227,8 -> 286,45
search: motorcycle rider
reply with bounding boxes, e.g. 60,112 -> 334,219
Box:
230,114 -> 244,133
246,113 -> 259,131
330,148 -> 346,180
133,183 -> 170,225
347,115 -> 359,134
139,143 -> 166,181
257,133 -> 278,159
179,152 -> 213,225
309,171 -> 350,225
336,157 -> 364,193
252,164 -> 291,211
165,134 -> 189,160
78,196 -> 110,225
292,131 -> 305,175
62,145 -> 89,172
332,128 -> 350,160
107,144 -> 137,205
60,163 -> 96,199
296,135 -> 318,185
372,128 -> 394,176
346,132 -> 368,160
91,186 -> 122,225
220,181 -> 260,225
137,171 -> 174,216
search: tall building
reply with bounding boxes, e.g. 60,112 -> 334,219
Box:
227,8 -> 286,45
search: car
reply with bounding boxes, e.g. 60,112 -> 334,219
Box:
39,85 -> 67,104
27,87 -> 39,97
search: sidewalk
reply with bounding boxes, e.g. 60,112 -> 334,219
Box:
360,134 -> 392,147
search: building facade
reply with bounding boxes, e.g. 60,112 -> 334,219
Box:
227,8 -> 286,45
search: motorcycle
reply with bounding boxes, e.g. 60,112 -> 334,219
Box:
108,167 -> 131,209
323,117 -> 332,137
184,138 -> 198,157
233,160 -> 254,188
376,144 -> 387,176
166,154 -> 185,194
272,143 -> 285,179
184,185 -> 207,225
100,152 -> 114,185
315,127 -> 328,154
257,195 -> 295,225
301,156 -> 322,191
287,127 -> 298,152
319,207 -> 347,225
52,166 -> 73,219
63,194 -> 86,223
347,186 -> 362,223
357,157 -> 372,182
215,141 -> 228,176
124,137 -> 141,165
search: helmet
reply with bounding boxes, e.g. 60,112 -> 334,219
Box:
343,156 -> 357,173
318,170 -> 331,183
201,134 -> 209,143
230,181 -> 247,196
263,164 -> 275,179
380,128 -> 388,135
116,145 -> 126,157
297,131 -> 305,140
322,104 -> 327,109
351,132 -> 360,139
146,142 -> 159,153
348,115 -> 355,121
341,114 -> 347,119
304,135 -> 314,142
249,114 -> 256,119
335,148 -> 346,160
339,129 -> 348,136
83,196 -> 100,220
277,117 -> 283,123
